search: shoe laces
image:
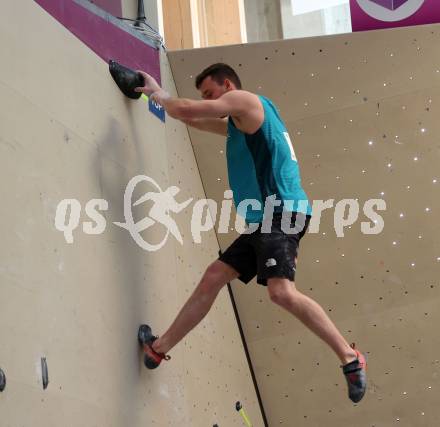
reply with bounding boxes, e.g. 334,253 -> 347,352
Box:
152,336 -> 171,361
341,343 -> 362,370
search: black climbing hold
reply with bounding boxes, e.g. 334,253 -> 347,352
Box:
41,357 -> 49,390
109,60 -> 145,99
236,401 -> 242,411
0,368 -> 5,392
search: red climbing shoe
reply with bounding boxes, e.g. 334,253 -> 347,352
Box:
138,324 -> 170,369
342,343 -> 367,403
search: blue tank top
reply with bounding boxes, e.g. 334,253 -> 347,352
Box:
226,95 -> 312,224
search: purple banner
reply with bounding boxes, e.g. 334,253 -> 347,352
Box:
350,0 -> 440,32
34,0 -> 160,84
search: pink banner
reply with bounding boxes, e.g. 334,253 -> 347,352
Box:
35,0 -> 160,84
350,0 -> 440,31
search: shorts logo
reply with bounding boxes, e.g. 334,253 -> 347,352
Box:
265,258 -> 277,267
356,0 -> 425,22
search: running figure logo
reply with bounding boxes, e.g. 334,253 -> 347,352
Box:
114,175 -> 193,251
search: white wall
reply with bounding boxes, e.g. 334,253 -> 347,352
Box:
281,0 -> 352,39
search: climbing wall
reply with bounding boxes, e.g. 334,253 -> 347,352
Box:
0,1 -> 264,426
169,24 -> 440,426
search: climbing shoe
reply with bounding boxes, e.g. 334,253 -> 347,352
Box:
138,324 -> 170,369
342,343 -> 367,403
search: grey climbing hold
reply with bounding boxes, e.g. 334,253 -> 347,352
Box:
0,368 -> 5,392
41,357 -> 49,390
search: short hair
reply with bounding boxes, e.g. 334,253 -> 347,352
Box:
195,63 -> 242,90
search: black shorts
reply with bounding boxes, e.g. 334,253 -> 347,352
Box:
218,212 -> 311,286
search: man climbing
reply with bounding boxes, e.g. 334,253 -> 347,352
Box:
134,63 -> 367,403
